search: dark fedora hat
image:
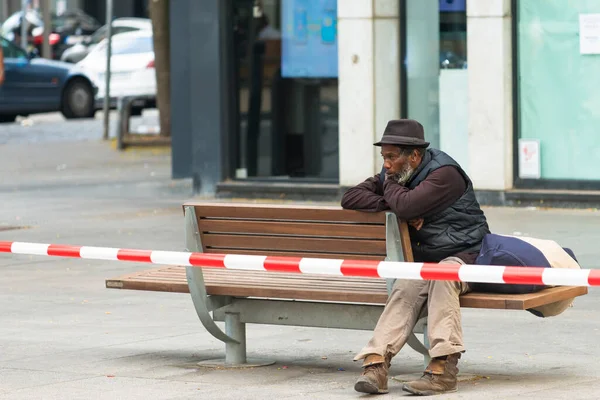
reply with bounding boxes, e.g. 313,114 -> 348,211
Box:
373,119 -> 430,148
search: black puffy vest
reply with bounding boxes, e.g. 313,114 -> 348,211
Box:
400,149 -> 489,262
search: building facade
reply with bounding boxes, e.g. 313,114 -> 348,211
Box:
0,0 -> 147,24
169,0 -> 598,201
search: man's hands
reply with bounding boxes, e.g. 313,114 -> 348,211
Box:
340,173 -> 389,211
409,218 -> 424,231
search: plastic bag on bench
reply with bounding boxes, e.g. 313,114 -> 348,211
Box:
471,233 -> 581,318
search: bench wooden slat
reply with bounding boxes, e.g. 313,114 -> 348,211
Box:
120,266 -> 386,286
106,266 -> 588,310
116,273 -> 387,290
202,234 -> 387,256
200,248 -> 386,260
459,286 -> 588,309
200,219 -> 387,240
190,203 -> 386,224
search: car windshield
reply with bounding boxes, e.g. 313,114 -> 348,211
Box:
112,36 -> 153,54
52,9 -> 100,33
94,35 -> 153,56
89,26 -> 108,45
0,36 -> 27,59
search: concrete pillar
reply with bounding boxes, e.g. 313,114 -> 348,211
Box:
170,0 -> 232,194
467,0 -> 513,191
338,0 -> 401,186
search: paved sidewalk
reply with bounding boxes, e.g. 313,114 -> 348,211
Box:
0,110 -> 159,145
0,140 -> 599,399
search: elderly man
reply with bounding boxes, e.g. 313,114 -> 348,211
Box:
341,119 -> 490,396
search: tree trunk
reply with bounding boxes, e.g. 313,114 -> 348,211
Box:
149,0 -> 171,137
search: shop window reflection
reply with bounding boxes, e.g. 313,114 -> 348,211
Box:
233,0 -> 339,181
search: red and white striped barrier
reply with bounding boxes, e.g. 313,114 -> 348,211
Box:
1,241 -> 599,287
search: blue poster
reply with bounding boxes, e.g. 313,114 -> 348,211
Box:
281,0 -> 338,78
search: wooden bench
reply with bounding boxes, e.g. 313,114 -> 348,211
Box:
106,203 -> 588,366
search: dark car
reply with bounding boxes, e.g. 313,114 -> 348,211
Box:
0,35 -> 97,123
51,9 -> 103,59
1,9 -> 101,60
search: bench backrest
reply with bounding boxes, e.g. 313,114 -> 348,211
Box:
188,203 -> 413,261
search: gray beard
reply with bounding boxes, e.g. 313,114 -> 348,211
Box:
394,165 -> 414,185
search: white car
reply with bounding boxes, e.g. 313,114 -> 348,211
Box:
75,30 -> 156,112
60,18 -> 152,64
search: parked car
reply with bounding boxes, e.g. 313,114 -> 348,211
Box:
51,9 -> 103,59
1,9 -> 101,60
74,30 -> 156,114
61,18 -> 152,64
0,35 -> 97,123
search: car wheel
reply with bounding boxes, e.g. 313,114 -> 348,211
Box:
0,114 -> 17,123
61,78 -> 95,119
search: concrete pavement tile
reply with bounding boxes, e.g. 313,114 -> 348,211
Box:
162,380 -> 350,400
0,332 -> 222,370
446,373 -> 597,399
512,378 -> 600,399
0,368 -> 95,393
491,397 -> 562,400
0,376 -> 220,400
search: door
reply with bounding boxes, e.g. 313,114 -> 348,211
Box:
230,0 -> 340,180
0,36 -> 31,112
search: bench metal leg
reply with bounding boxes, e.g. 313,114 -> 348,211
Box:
197,307 -> 274,368
407,332 -> 429,357
185,206 -> 274,368
423,321 -> 431,369
225,313 -> 246,364
185,207 -> 237,344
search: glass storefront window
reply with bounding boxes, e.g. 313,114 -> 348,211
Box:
404,0 -> 467,160
232,0 -> 339,181
440,1 -> 467,70
517,0 -> 600,182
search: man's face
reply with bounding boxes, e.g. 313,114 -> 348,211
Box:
380,144 -> 415,184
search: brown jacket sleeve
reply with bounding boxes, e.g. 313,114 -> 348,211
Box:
341,174 -> 390,212
382,166 -> 467,220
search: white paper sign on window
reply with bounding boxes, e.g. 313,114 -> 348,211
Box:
580,14 -> 600,55
518,139 -> 541,180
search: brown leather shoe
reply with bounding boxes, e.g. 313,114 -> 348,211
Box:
354,354 -> 391,394
402,353 -> 460,396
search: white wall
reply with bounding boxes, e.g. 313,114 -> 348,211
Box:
467,0 -> 513,190
338,0 -> 513,190
338,0 -> 401,186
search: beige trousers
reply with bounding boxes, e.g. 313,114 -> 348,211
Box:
354,257 -> 470,361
